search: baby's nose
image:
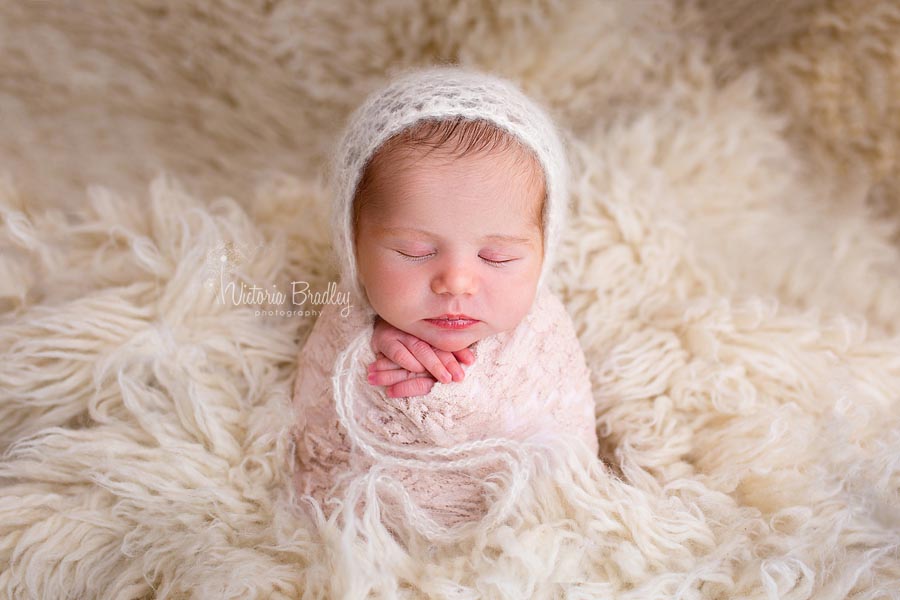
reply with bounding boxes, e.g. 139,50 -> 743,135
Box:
431,264 -> 477,296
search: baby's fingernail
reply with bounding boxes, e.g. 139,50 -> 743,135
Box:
367,373 -> 375,383
441,370 -> 452,383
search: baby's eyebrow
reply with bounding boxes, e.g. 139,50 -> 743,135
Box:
376,226 -> 533,245
480,234 -> 533,245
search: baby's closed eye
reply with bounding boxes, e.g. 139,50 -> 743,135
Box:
394,250 -> 519,267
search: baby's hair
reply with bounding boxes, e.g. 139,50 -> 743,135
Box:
352,117 -> 546,241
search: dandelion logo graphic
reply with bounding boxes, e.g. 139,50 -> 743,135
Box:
204,241 -> 266,302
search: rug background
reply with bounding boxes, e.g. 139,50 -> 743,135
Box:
1,1 -> 899,598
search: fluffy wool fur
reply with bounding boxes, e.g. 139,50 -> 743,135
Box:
2,1 -> 900,598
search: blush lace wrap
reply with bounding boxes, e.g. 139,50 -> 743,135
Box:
291,283 -> 599,541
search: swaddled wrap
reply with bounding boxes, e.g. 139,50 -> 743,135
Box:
290,65 -> 599,540
291,277 -> 598,536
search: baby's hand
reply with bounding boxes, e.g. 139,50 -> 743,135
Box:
367,316 -> 476,398
367,353 -> 437,398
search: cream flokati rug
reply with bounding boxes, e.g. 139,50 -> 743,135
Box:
2,0 -> 900,598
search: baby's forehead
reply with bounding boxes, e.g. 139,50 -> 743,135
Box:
358,151 -> 545,236
372,148 -> 544,208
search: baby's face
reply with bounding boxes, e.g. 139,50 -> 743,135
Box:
355,145 -> 544,353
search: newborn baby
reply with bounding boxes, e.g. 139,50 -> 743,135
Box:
291,66 -> 599,540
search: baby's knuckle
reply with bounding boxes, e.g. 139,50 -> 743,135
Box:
409,338 -> 433,355
385,340 -> 407,360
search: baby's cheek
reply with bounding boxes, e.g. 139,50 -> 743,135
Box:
367,264 -> 420,310
499,291 -> 536,330
375,264 -> 414,291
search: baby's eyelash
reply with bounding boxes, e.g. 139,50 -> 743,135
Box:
481,257 -> 513,267
395,251 -> 514,267
397,252 -> 434,262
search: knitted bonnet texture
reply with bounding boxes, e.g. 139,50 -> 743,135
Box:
328,64 -> 570,312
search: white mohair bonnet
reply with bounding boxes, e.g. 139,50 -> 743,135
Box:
329,64 -> 570,315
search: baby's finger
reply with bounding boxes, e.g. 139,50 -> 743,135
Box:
369,354 -> 401,372
368,368 -> 430,387
434,349 -> 466,382
381,338 -> 427,373
406,338 -> 453,383
453,347 -> 476,365
387,376 -> 437,398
